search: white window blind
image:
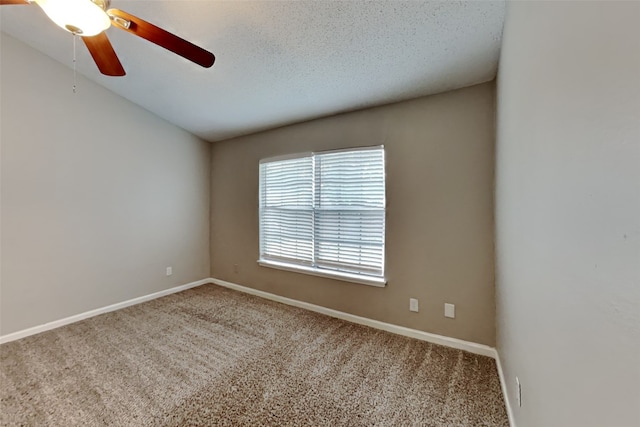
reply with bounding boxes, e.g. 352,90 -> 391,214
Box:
259,147 -> 385,281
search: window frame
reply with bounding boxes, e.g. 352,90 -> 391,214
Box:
258,146 -> 387,287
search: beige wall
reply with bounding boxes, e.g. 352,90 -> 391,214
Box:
0,34 -> 211,335
496,2 -> 640,426
211,82 -> 496,346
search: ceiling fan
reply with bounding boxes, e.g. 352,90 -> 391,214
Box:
0,0 -> 215,76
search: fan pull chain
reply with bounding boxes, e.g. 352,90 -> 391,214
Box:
72,34 -> 77,93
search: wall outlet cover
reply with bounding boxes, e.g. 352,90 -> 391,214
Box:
409,298 -> 419,312
444,303 -> 455,318
166,266 -> 173,276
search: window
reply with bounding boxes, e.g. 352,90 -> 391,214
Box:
259,146 -> 386,286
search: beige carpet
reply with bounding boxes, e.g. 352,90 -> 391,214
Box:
0,284 -> 508,426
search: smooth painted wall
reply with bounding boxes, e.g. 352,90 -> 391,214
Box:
211,82 -> 496,346
0,34 -> 211,335
496,2 -> 640,426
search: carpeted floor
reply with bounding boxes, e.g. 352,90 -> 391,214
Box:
0,284 -> 508,426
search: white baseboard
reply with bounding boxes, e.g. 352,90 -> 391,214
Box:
2,276 -> 512,425
0,278 -> 212,345
211,278 -> 497,358
2,276 -> 510,423
2,276 -> 498,362
495,350 -> 517,427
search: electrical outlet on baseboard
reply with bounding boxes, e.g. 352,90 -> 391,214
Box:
166,266 -> 173,276
409,298 -> 419,312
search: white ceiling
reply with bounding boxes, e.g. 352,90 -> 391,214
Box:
0,1 -> 505,142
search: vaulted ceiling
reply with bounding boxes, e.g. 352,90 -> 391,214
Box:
0,1 -> 505,142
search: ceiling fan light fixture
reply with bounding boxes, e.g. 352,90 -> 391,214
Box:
35,0 -> 111,37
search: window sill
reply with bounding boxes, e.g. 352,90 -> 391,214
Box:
257,259 -> 387,288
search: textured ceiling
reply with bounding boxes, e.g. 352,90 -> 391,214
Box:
0,1 -> 505,142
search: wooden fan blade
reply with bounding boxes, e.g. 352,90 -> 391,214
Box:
108,9 -> 215,68
0,0 -> 29,5
82,32 -> 126,76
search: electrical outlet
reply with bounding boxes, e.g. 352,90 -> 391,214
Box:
166,266 -> 172,276
409,298 -> 419,312
516,376 -> 522,407
444,303 -> 455,318
233,264 -> 239,274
